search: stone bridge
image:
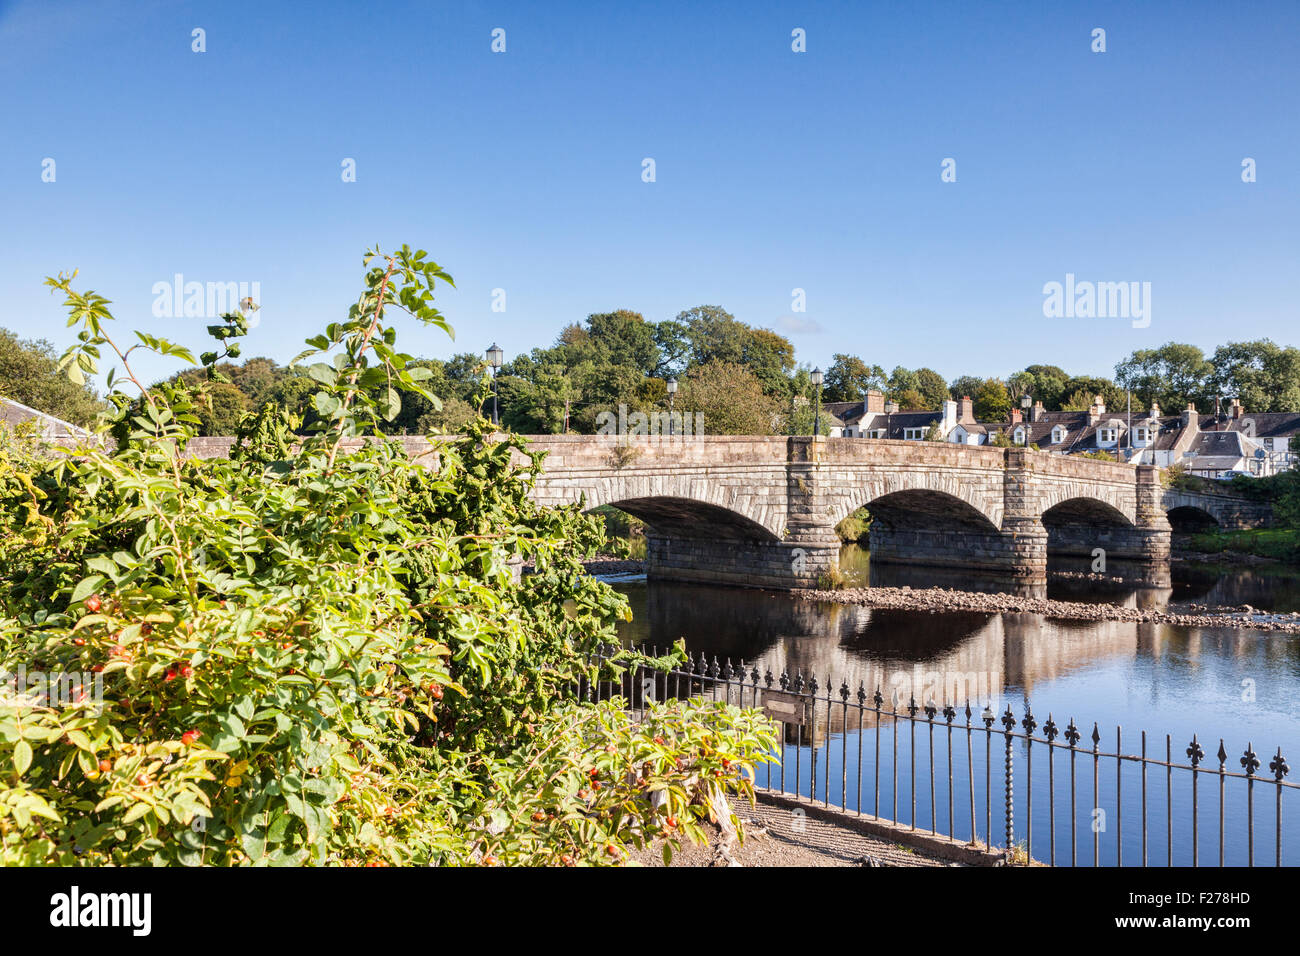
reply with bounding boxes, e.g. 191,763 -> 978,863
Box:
184,435 -> 1273,591
521,436 -> 1272,589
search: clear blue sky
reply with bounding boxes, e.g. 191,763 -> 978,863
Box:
2,0 -> 1297,389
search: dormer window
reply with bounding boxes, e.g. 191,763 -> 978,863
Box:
1134,426 -> 1152,444
1050,426 -> 1066,444
1099,428 -> 1118,444
1013,427 -> 1026,446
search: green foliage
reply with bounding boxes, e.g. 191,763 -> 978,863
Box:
823,354 -> 886,403
0,329 -> 105,426
0,247 -> 776,866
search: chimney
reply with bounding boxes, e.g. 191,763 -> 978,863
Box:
1009,408 -> 1023,424
1032,400 -> 1045,423
884,400 -> 900,415
865,389 -> 885,414
1088,394 -> 1106,426
942,399 -> 957,431
1149,400 -> 1161,419
1181,402 -> 1197,429
957,395 -> 974,422
1230,398 -> 1244,419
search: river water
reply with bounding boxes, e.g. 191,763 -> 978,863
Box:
608,544 -> 1300,865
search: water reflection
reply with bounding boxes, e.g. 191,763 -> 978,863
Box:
608,548 -> 1300,866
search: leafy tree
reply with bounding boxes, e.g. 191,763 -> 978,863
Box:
681,361 -> 778,435
0,329 -> 105,426
1206,340 -> 1300,413
913,368 -> 949,409
1115,342 -> 1213,412
972,378 -> 1011,421
1020,365 -> 1069,409
948,375 -> 983,403
823,354 -> 886,403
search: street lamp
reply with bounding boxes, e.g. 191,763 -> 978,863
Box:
811,367 -> 824,437
1020,394 -> 1032,445
486,343 -> 503,426
666,376 -> 678,436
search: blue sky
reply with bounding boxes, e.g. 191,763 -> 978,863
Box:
2,0 -> 1297,388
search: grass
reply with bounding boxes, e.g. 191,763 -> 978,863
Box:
1181,528 -> 1300,563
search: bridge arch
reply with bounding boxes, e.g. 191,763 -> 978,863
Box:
536,472 -> 784,539
1166,505 -> 1219,533
1035,483 -> 1136,526
1041,496 -> 1136,528
829,472 -> 1003,531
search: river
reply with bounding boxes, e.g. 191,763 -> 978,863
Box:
607,544 -> 1300,865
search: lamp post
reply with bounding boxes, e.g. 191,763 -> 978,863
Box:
811,367 -> 824,437
666,376 -> 678,436
1020,393 -> 1032,445
486,343 -> 503,426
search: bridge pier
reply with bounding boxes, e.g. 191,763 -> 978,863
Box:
645,533 -> 840,589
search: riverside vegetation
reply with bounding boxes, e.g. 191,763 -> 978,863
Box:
0,246 -> 776,866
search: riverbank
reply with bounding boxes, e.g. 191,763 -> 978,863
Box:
1176,528 -> 1300,564
794,583 -> 1300,633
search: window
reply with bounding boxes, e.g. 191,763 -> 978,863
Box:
903,427 -> 928,441
1134,427 -> 1152,444
1050,426 -> 1066,444
1099,428 -> 1118,444
866,429 -> 885,439
1013,427 -> 1026,445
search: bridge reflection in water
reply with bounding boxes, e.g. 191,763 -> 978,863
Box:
609,559 -> 1300,865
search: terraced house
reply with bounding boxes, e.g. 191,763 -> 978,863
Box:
824,391 -> 1298,479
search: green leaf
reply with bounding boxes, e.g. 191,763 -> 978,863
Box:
13,740 -> 33,776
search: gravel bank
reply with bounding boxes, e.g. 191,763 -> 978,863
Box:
794,584 -> 1300,634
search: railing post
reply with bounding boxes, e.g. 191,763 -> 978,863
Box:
1002,706 -> 1016,860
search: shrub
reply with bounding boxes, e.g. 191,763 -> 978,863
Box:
0,247 -> 775,865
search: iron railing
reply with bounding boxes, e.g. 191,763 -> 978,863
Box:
572,646 -> 1296,867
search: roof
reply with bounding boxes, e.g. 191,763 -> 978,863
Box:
0,397 -> 90,440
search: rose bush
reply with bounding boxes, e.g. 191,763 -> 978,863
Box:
0,246 -> 775,865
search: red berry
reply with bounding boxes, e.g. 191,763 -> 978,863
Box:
98,759 -> 112,773
653,736 -> 665,745
110,645 -> 125,657
181,730 -> 200,746
482,855 -> 498,866
179,665 -> 194,679
83,595 -> 102,613
605,844 -> 619,857
164,669 -> 177,682
665,816 -> 678,828
73,637 -> 85,647
135,774 -> 149,787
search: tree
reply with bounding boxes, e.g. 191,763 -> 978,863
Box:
680,361 -> 778,434
823,354 -> 886,403
1020,365 -> 1069,409
1115,342 -> 1212,412
913,368 -> 950,409
948,375 -> 983,402
0,328 -> 105,425
972,378 -> 1012,421
1207,340 -> 1300,413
